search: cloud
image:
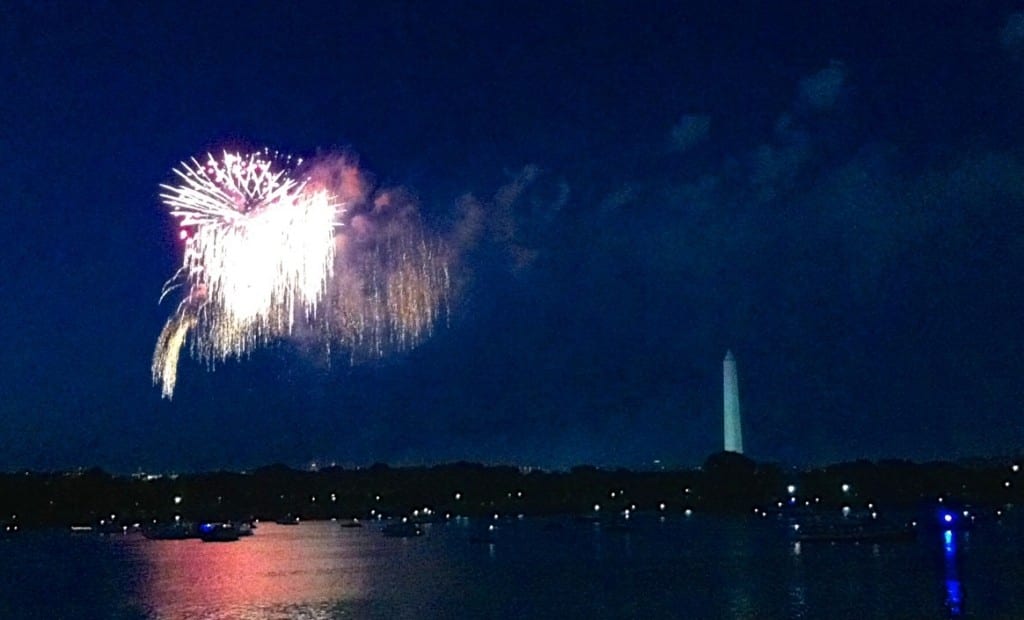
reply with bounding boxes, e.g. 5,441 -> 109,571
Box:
797,61 -> 846,111
450,166 -> 570,276
1001,12 -> 1024,54
668,114 -> 711,152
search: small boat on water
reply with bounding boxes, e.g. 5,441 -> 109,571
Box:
603,521 -> 633,533
794,520 -> 917,543
143,521 -> 197,540
382,522 -> 423,538
198,522 -> 240,542
275,514 -> 301,525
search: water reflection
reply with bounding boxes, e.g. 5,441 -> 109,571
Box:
943,530 -> 964,617
137,522 -> 369,619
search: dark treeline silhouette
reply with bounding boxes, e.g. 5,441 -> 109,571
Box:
0,453 -> 1020,528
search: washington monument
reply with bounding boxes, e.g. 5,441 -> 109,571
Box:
723,350 -> 743,453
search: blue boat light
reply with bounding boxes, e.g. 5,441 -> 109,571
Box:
199,523 -> 216,533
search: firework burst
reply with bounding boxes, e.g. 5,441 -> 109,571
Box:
153,150 -> 340,396
153,149 -> 453,398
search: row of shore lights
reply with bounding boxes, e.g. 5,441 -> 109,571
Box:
162,463 -> 1021,515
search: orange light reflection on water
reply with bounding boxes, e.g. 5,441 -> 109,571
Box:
137,523 -> 370,618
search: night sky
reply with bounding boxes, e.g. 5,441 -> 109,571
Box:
3,1 -> 1024,472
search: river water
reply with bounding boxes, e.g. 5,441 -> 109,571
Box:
0,514 -> 1021,619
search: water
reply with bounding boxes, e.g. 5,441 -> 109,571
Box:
1,515 -> 1022,619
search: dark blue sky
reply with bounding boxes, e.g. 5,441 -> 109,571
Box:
3,1 -> 1024,472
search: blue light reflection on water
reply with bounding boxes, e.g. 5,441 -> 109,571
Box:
943,529 -> 964,617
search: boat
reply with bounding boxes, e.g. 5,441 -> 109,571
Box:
794,520 -> 917,543
274,514 -> 300,525
603,520 -> 633,533
469,524 -> 498,544
142,521 -> 197,540
382,522 -> 423,538
236,521 -> 254,536
198,522 -> 240,542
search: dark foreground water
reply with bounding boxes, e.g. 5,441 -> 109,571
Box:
1,514 -> 1023,619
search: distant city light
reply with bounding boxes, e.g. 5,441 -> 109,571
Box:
1014,464 -> 1020,473
454,492 -> 461,501
684,509 -> 693,517
173,495 -> 182,505
943,513 -> 953,524
841,483 -> 850,493
787,485 -> 796,495
1005,480 -> 1012,488
593,504 -> 600,512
